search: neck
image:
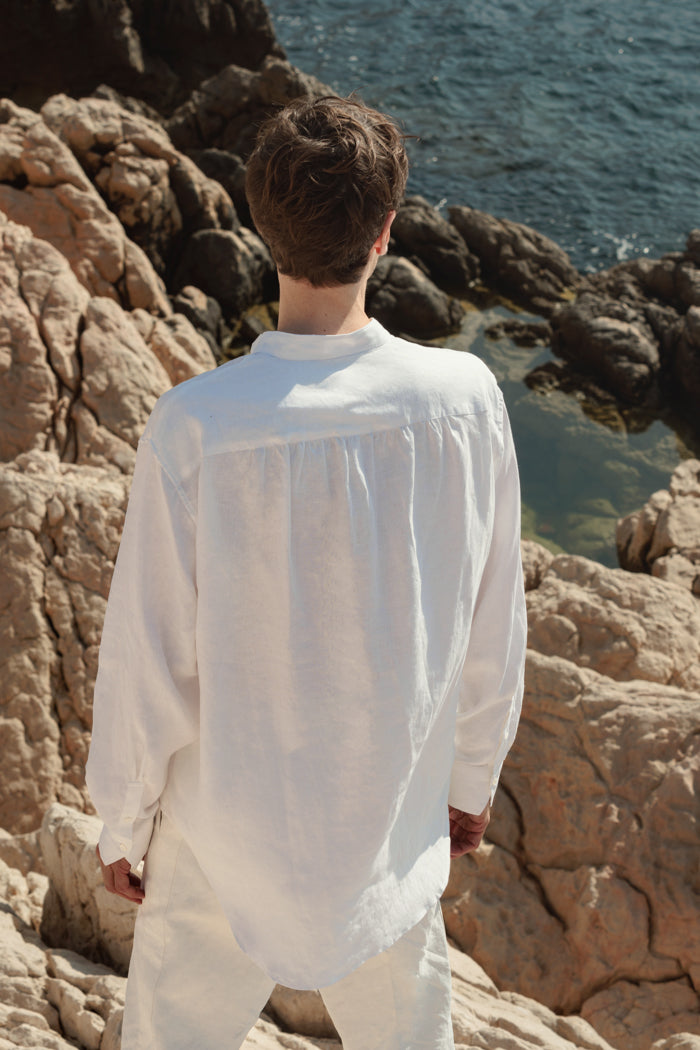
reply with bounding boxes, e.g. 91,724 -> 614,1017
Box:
276,272 -> 371,336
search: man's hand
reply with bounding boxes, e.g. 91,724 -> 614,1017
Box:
449,803 -> 491,857
96,846 -> 145,904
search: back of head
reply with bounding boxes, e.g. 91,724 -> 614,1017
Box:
245,95 -> 408,287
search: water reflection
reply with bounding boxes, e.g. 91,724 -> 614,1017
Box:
446,306 -> 687,566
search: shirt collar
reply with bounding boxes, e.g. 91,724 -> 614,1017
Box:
250,319 -> 390,361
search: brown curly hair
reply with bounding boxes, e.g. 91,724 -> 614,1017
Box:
245,95 -> 408,287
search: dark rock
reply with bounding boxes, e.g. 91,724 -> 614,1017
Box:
448,205 -> 580,315
166,57 -> 330,156
550,292 -> 661,406
0,0 -> 282,114
188,148 -> 251,225
685,229 -> 700,267
673,306 -> 700,409
366,255 -> 465,340
91,84 -> 164,123
485,318 -> 551,348
172,227 -> 275,320
171,286 -> 224,355
170,155 -> 239,235
391,196 -> 479,294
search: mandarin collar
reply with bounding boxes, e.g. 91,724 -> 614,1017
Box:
250,319 -> 390,361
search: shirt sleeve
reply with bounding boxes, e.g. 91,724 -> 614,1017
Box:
448,394 -> 527,815
86,432 -> 199,866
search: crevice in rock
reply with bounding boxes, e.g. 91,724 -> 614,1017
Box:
520,864 -> 568,932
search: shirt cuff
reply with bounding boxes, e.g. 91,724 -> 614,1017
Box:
97,816 -> 156,867
448,759 -> 497,814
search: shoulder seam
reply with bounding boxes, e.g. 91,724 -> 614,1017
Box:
141,435 -> 196,522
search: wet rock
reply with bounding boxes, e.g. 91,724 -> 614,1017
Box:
448,205 -> 580,314
367,255 -> 465,339
391,196 -> 479,294
485,316 -> 551,347
166,57 -> 329,156
0,0 -> 282,114
617,459 -> 700,596
550,291 -> 661,405
173,226 -> 275,320
544,231 -> 700,433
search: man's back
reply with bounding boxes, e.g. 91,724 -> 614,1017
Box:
89,318 -> 526,987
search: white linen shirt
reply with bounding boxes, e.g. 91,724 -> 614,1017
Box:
86,318 -> 527,989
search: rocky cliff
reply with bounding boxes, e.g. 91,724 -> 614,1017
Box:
0,7 -> 699,1050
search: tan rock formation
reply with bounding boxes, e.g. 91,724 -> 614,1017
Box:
617,459 -> 700,597
40,805 -> 137,975
0,99 -> 169,314
0,454 -> 129,827
41,94 -> 238,276
443,644 -> 700,1050
526,552 -> 700,689
0,212 -> 214,468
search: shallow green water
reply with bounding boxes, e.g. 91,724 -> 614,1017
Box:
448,307 -> 686,567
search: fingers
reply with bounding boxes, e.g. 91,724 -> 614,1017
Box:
449,804 -> 491,857
96,847 -> 145,903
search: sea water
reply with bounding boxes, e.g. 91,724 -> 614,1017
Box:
266,0 -> 700,562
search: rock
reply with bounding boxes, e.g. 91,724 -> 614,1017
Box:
550,291 -> 661,405
443,647 -> 700,1049
0,212 -> 214,469
0,830 -> 44,877
581,981 -> 700,1050
41,94 -> 238,276
0,454 -> 129,827
654,1037 -> 700,1050
539,231 -> 700,435
171,285 -> 224,356
166,56 -> 329,156
521,540 -> 554,591
0,848 -> 128,1050
448,205 -> 580,314
0,0 -> 281,114
0,858 -> 47,931
0,99 -> 170,315
40,805 -> 138,974
188,147 -> 251,224
617,459 -> 700,595
173,226 -> 275,320
268,987 -> 338,1039
391,196 -> 480,294
367,255 -> 465,339
526,553 -> 700,689
485,316 -> 552,347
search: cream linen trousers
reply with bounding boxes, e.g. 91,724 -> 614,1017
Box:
121,812 -> 455,1050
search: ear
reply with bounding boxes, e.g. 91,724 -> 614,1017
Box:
373,210 -> 396,257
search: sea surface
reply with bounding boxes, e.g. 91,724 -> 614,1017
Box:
267,0 -> 700,563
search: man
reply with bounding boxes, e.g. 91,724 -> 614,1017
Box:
86,95 -> 527,1050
